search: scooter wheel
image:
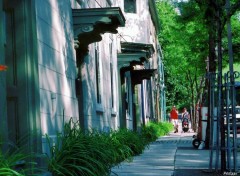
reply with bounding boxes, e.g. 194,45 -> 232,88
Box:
192,139 -> 201,149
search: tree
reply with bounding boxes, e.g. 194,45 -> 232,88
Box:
156,0 -> 207,131
192,0 -> 240,153
156,0 -> 240,135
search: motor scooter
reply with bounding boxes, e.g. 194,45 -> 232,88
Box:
182,117 -> 189,133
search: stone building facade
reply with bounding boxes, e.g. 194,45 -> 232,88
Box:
0,0 -> 165,155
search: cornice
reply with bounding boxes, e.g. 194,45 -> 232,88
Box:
73,7 -> 125,65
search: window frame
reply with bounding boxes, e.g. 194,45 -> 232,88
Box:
124,0 -> 137,13
95,42 -> 102,104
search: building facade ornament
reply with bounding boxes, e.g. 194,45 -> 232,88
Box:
72,7 -> 125,63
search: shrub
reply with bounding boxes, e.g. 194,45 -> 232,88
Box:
141,121 -> 174,143
0,139 -> 39,176
47,120 -> 110,176
0,118 -> 173,176
47,120 -> 131,175
141,124 -> 159,143
111,128 -> 146,156
47,119 -> 173,176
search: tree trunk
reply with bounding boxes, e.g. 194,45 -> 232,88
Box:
205,2 -> 217,148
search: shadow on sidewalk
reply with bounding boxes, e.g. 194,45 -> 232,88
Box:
174,169 -> 230,176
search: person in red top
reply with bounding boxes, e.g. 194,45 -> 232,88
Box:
170,106 -> 179,133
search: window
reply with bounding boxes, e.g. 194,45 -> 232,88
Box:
109,37 -> 114,108
95,43 -> 102,103
124,0 -> 136,13
125,75 -> 131,114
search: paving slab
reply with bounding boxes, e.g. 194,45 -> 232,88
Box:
111,170 -> 174,176
174,169 -> 222,176
110,131 -> 240,176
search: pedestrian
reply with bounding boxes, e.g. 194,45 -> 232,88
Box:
181,107 -> 190,132
181,107 -> 190,120
170,106 -> 178,133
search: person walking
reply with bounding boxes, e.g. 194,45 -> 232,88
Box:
181,107 -> 190,120
170,106 -> 178,133
181,107 -> 190,132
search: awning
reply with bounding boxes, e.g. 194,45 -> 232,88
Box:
73,7 -> 125,52
121,42 -> 154,56
118,42 -> 154,68
131,69 -> 157,85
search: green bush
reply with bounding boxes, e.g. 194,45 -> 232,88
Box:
47,119 -> 173,176
47,119 -> 137,176
47,120 -> 109,176
141,124 -> 159,143
111,128 -> 146,156
141,121 -> 174,143
0,139 -> 39,176
0,119 -> 173,176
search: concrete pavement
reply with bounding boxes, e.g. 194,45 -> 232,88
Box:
110,131 -> 220,176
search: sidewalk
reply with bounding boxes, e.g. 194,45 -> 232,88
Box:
110,131 -> 213,176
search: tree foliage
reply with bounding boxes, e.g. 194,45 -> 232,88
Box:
156,0 -> 240,138
156,0 -> 240,104
156,0 -> 207,112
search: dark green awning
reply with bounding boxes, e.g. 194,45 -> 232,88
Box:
131,69 -> 157,85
